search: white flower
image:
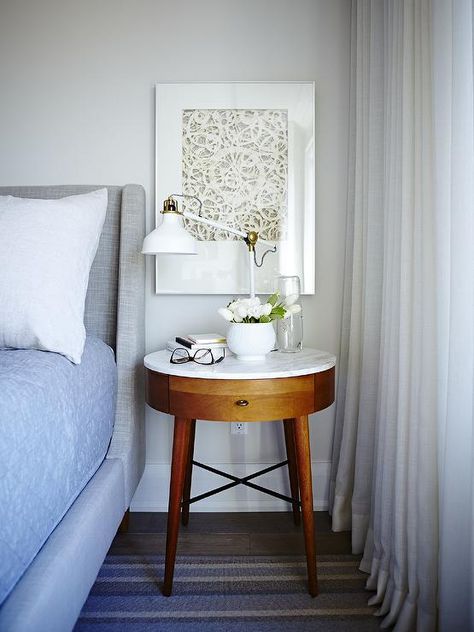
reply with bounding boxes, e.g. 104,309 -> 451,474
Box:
235,304 -> 248,319
219,295 -> 271,323
247,306 -> 262,319
218,307 -> 234,321
286,304 -> 302,317
284,294 -> 299,306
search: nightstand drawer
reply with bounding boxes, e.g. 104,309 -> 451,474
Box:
168,375 -> 315,421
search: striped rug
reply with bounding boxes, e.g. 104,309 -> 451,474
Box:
75,554 -> 379,631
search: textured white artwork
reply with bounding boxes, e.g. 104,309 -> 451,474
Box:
182,109 -> 288,241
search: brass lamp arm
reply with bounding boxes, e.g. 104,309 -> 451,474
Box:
164,193 -> 277,297
168,193 -> 275,247
181,208 -> 248,240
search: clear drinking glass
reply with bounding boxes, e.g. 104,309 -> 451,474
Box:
275,275 -> 303,353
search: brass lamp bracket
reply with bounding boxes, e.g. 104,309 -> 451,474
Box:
245,231 -> 259,251
162,197 -> 181,214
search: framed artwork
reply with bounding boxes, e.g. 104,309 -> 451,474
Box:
155,81 -> 315,294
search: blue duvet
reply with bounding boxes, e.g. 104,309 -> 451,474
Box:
0,336 -> 117,604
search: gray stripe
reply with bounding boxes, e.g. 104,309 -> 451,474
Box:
102,561 -> 360,569
80,608 -> 374,619
95,573 -> 363,583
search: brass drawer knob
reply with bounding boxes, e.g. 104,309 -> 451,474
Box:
235,399 -> 249,407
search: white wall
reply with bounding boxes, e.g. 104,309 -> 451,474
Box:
0,0 -> 350,510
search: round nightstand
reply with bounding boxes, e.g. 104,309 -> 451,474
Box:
144,348 -> 336,597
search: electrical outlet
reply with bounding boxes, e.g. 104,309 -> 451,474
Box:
231,422 -> 248,435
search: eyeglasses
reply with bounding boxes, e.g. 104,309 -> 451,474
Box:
170,348 -> 224,365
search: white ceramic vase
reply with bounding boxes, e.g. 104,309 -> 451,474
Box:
226,322 -> 276,361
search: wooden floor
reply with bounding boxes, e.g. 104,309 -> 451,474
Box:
111,511 -> 351,556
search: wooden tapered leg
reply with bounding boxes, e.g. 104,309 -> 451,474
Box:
181,419 -> 196,526
283,419 -> 301,526
293,415 -> 318,597
163,416 -> 192,596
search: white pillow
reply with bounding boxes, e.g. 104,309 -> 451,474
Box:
0,188 -> 108,363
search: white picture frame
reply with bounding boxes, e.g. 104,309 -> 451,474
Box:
155,81 -> 315,295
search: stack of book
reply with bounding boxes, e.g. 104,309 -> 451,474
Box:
167,333 -> 228,356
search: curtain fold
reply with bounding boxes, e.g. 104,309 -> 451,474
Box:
329,0 -> 385,545
329,0 -> 474,629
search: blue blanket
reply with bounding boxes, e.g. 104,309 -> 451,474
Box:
0,336 -> 117,604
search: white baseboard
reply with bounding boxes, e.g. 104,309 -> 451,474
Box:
131,460 -> 331,512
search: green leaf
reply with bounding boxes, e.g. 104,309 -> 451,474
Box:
267,292 -> 279,306
259,315 -> 271,323
271,305 -> 286,317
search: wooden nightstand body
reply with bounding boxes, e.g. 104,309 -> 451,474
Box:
144,348 -> 336,597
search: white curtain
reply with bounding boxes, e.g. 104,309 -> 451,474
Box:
329,1 -> 474,630
433,1 -> 474,630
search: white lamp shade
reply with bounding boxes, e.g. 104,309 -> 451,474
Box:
141,213 -> 197,255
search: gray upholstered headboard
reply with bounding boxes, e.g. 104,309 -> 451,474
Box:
0,183 -> 146,506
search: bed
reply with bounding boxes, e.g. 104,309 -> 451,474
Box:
0,184 -> 145,632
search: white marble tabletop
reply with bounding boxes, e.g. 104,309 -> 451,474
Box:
144,348 -> 336,380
